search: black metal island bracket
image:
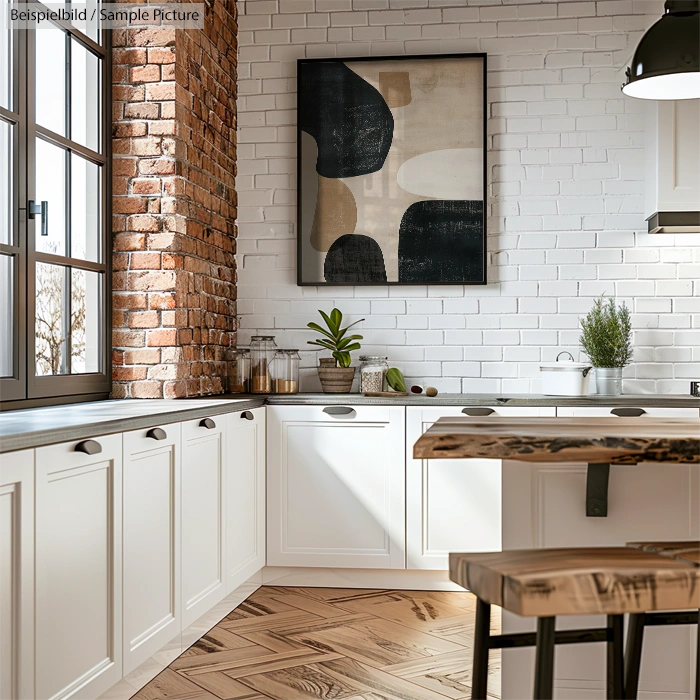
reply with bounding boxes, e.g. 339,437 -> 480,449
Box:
586,463 -> 611,517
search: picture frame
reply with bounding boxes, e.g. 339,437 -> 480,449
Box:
296,53 -> 487,287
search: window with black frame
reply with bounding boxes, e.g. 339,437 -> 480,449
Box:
0,1 -> 111,407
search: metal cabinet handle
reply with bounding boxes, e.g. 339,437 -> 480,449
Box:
462,407 -> 496,417
322,406 -> 357,418
29,200 -> 49,237
146,427 -> 167,440
610,408 -> 646,417
200,418 -> 216,429
74,439 -> 102,455
241,411 -> 254,420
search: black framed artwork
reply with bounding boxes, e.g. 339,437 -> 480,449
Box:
297,53 -> 487,286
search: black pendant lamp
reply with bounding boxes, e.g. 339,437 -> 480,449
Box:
622,0 -> 700,99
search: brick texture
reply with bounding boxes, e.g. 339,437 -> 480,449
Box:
112,1 -> 238,398
236,0 -> 700,395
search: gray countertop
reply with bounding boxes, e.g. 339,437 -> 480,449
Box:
1,393 -> 697,453
0,398 -> 265,453
228,392 -> 700,408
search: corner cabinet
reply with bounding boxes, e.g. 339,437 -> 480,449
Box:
122,423 -> 181,675
406,406 -> 556,570
0,449 -> 34,700
35,434 -> 123,700
267,405 -> 406,569
225,408 -> 266,593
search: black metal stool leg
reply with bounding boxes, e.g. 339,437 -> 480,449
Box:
695,609 -> 699,700
534,616 -> 556,700
471,598 -> 491,700
607,614 -> 624,699
624,613 -> 645,699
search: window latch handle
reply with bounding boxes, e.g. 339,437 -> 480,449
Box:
28,200 -> 49,236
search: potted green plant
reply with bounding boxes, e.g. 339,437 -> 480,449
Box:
579,297 -> 633,396
307,308 -> 364,393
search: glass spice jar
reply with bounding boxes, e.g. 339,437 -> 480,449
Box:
272,349 -> 300,394
359,356 -> 389,393
250,335 -> 276,393
226,348 -> 251,393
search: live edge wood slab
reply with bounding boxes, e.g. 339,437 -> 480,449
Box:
413,416 -> 700,465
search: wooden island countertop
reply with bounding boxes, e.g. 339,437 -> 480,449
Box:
413,416 -> 700,464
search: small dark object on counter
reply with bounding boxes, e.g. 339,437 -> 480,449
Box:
426,386 -> 439,397
411,385 -> 423,394
691,381 -> 700,398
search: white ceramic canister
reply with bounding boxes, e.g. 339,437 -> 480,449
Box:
539,351 -> 593,396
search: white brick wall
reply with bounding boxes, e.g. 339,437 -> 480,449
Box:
236,0 -> 700,394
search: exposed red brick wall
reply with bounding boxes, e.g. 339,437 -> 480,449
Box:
111,2 -> 238,398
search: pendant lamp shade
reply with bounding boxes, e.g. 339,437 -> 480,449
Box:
622,0 -> 700,99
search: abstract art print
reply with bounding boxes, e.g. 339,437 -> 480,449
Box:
297,53 -> 487,286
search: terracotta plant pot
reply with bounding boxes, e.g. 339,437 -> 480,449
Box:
318,366 -> 356,393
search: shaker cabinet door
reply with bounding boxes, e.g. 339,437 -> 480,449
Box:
181,414 -> 227,628
0,449 -> 34,700
267,405 -> 406,569
406,406 -> 556,570
122,423 -> 181,675
225,407 -> 266,593
35,434 -> 123,700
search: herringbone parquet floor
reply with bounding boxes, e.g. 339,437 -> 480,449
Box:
132,586 -> 501,700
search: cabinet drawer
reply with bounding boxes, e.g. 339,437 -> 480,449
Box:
557,406 -> 699,418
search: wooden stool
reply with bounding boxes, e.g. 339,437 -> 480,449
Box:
624,541 -> 700,699
450,547 -> 700,700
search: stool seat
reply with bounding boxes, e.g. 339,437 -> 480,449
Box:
627,540 -> 700,565
449,547 -> 700,618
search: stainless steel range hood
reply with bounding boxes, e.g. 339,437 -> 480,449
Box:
647,211 -> 700,234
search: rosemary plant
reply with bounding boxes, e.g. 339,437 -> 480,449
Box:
579,297 -> 633,368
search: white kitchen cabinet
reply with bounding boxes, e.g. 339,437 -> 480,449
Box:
646,99 -> 700,220
267,404 -> 406,569
122,423 -> 181,675
0,449 -> 34,700
35,434 -> 123,700
181,413 -> 227,628
225,407 -> 266,593
406,406 -> 556,570
502,406 -> 700,699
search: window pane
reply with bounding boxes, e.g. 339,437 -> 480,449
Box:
71,268 -> 101,374
71,154 -> 101,262
35,262 -> 68,376
0,118 -> 11,245
70,1 -> 101,48
35,139 -> 66,256
0,254 -> 12,377
0,0 -> 11,110
35,23 -> 66,136
71,39 -> 101,152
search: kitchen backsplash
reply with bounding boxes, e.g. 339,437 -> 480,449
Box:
235,0 -> 700,394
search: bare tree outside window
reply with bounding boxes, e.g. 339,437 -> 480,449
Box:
35,245 -> 87,376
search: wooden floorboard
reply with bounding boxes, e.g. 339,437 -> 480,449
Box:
132,586 -> 500,700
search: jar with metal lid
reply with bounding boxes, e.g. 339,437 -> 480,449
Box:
272,349 -> 300,394
226,348 -> 251,393
359,356 -> 388,393
250,335 -> 276,393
